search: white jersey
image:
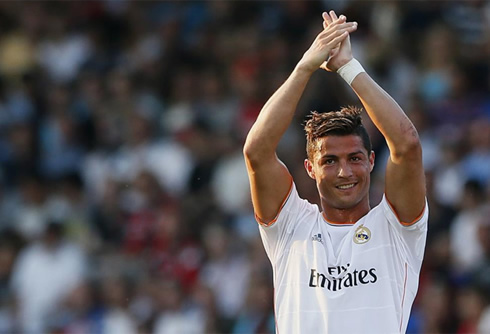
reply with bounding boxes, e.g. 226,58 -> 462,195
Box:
258,182 -> 428,334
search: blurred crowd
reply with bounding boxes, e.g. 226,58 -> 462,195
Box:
0,1 -> 489,333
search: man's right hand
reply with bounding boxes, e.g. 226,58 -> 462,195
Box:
296,14 -> 357,74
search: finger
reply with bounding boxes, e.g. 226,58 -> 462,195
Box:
323,11 -> 332,25
337,33 -> 351,51
329,31 -> 349,47
343,34 -> 351,45
320,21 -> 357,35
319,28 -> 348,46
325,49 -> 339,65
323,20 -> 328,30
328,14 -> 346,28
320,61 -> 329,71
337,22 -> 357,30
319,22 -> 357,39
330,10 -> 338,21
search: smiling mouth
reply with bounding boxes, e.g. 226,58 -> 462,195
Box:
336,183 -> 356,190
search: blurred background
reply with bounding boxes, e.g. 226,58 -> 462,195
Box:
0,1 -> 489,333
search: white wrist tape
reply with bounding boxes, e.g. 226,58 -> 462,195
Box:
337,58 -> 365,85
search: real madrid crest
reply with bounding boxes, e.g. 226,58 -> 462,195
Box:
353,224 -> 371,244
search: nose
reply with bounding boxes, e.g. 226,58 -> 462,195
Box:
338,161 -> 353,178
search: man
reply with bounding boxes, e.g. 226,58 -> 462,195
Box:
243,11 -> 428,334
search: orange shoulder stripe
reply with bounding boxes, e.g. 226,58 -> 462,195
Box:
255,176 -> 294,227
386,197 -> 426,226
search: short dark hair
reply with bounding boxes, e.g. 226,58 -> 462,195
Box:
304,106 -> 372,160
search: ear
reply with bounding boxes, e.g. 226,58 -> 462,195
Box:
304,159 -> 316,179
369,151 -> 375,172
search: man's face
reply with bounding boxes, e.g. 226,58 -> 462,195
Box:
305,135 -> 375,211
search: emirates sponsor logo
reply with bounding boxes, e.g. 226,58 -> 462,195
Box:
308,264 -> 377,291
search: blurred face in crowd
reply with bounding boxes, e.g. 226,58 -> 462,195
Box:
305,135 -> 374,216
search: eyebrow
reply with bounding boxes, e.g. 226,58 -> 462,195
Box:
349,151 -> 366,156
320,151 -> 365,160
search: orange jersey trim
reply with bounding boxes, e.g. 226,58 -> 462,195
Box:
386,196 -> 426,226
255,177 -> 294,227
321,212 -> 355,226
399,262 -> 408,332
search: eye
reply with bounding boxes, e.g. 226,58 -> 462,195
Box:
350,156 -> 361,162
323,159 -> 335,165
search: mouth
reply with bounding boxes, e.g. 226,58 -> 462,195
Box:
335,183 -> 357,190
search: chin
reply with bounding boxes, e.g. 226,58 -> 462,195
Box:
325,193 -> 366,210
333,200 -> 360,210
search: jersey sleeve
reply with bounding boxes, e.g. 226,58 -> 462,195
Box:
257,181 -> 310,264
380,194 -> 429,263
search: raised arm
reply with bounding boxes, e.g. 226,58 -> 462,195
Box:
323,11 -> 426,224
243,15 -> 358,223
352,74 -> 425,223
352,73 -> 425,223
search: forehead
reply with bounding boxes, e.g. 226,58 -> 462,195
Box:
314,135 -> 367,157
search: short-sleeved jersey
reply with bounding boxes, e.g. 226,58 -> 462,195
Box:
258,182 -> 428,334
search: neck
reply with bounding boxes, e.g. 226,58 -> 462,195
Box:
321,200 -> 370,224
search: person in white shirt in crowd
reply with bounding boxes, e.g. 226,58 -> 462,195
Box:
11,221 -> 86,333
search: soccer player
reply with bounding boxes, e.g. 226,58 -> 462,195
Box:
243,11 -> 428,334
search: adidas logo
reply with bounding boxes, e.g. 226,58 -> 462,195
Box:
312,233 -> 323,243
